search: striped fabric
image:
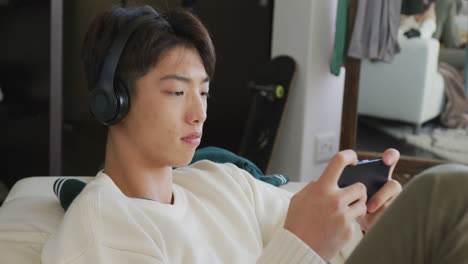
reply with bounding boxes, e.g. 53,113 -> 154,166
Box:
53,178 -> 86,211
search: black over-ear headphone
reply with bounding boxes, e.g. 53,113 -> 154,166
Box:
89,14 -> 157,126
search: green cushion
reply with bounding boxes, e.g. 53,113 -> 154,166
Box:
53,178 -> 86,211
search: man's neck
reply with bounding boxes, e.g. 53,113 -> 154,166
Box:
103,131 -> 174,204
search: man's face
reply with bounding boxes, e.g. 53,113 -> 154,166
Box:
120,46 -> 209,168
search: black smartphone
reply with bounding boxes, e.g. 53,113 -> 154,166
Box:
338,158 -> 390,200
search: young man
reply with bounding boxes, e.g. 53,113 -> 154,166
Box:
42,5 -> 468,264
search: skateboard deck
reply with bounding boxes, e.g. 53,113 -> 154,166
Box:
238,55 -> 297,173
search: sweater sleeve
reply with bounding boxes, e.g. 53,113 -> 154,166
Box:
229,166 -> 325,264
257,228 -> 326,264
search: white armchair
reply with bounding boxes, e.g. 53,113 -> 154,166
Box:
358,37 -> 445,130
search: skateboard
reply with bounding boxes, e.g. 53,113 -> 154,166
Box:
238,55 -> 297,173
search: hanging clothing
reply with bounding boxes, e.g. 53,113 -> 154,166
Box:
330,0 -> 350,76
347,0 -> 402,63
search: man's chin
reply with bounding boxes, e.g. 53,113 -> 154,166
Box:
172,153 -> 195,168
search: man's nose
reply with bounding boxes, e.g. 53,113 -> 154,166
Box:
186,94 -> 207,124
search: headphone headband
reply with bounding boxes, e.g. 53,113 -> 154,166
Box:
95,14 -> 157,92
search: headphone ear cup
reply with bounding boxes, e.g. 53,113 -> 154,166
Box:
111,79 -> 130,124
90,85 -> 117,125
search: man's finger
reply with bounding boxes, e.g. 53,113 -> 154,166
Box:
318,150 -> 358,187
348,199 -> 367,219
341,182 -> 367,206
382,148 -> 400,179
367,179 -> 402,213
364,199 -> 394,228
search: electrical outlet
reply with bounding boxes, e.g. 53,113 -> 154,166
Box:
315,133 -> 337,163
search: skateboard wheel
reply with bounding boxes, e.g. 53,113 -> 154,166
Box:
275,85 -> 284,99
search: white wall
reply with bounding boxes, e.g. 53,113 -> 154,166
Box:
268,0 -> 346,182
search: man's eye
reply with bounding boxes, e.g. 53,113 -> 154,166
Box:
170,91 -> 184,96
201,92 -> 210,98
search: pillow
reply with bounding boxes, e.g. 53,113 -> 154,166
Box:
53,178 -> 86,211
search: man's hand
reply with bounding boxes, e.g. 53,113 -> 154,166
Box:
284,150 -> 367,261
357,148 -> 402,232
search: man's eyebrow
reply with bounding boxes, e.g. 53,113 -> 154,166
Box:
160,74 -> 210,83
160,74 -> 190,82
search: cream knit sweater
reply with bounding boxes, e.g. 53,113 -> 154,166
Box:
42,161 -> 360,263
